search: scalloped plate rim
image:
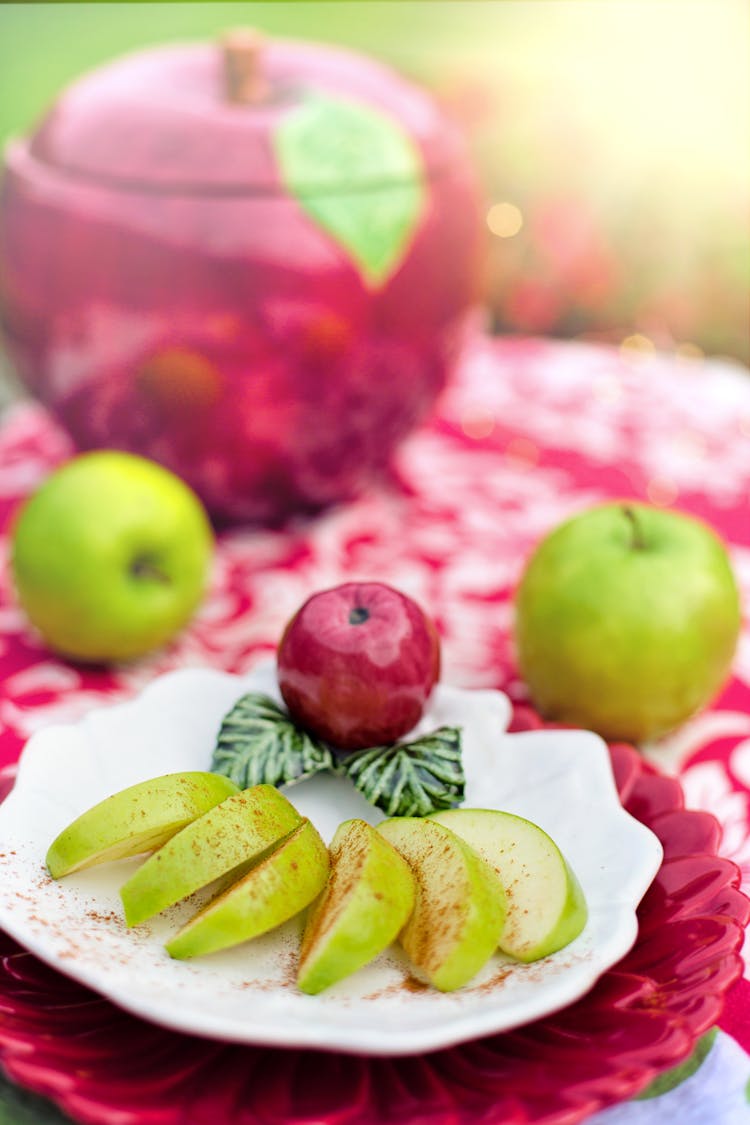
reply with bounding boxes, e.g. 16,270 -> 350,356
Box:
0,663 -> 664,1055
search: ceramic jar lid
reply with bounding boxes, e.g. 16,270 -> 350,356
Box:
28,34 -> 464,193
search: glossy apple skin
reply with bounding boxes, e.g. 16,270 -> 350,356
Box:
377,816 -> 505,991
297,818 -> 416,994
45,771 -> 239,879
165,817 -> 330,960
0,44 -> 482,525
120,784 -> 302,927
277,582 -> 440,751
11,450 -> 214,663
430,808 -> 588,962
515,503 -> 741,742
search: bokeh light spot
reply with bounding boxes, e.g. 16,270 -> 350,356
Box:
620,334 -> 656,356
505,436 -> 539,466
137,348 -> 223,415
646,478 -> 679,506
675,342 -> 705,361
460,410 -> 495,439
487,202 -> 524,238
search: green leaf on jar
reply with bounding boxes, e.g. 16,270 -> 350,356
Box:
274,94 -> 426,288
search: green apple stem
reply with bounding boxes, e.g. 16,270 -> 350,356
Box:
622,505 -> 646,550
130,555 -> 171,585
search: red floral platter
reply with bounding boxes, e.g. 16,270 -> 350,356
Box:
0,729 -> 747,1125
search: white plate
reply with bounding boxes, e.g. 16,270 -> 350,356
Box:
0,662 -> 662,1055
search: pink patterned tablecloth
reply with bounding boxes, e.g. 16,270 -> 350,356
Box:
0,334 -> 749,1123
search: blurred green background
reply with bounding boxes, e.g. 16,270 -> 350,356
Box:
0,0 -> 748,392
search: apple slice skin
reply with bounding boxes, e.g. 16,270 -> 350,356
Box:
46,771 -> 240,879
297,818 -> 416,995
120,784 -> 303,927
377,817 -> 505,992
165,818 -> 330,960
430,808 -> 588,962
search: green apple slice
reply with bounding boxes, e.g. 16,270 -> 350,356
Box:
430,808 -> 588,962
120,784 -> 302,926
297,818 -> 416,994
46,771 -> 240,879
165,818 -> 329,960
377,817 -> 505,991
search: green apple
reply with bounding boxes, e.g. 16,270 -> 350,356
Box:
515,503 -> 741,742
377,817 -> 505,991
430,808 -> 587,962
297,818 -> 415,994
120,784 -> 302,926
46,771 -> 239,879
165,818 -> 329,959
11,451 -> 214,663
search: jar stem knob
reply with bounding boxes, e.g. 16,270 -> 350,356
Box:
222,28 -> 268,105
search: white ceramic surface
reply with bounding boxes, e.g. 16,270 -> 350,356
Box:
0,662 -> 663,1055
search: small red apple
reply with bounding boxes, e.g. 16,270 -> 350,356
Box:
277,582 -> 440,751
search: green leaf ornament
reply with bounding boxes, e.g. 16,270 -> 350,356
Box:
342,727 -> 465,817
212,693 -> 336,788
274,94 -> 426,288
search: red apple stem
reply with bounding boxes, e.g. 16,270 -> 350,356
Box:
622,505 -> 646,550
222,28 -> 269,105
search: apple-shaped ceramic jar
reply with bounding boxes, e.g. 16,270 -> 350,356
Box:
0,33 -> 482,523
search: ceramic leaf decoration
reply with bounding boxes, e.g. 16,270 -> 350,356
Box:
212,693 -> 336,787
341,727 -> 465,817
212,693 -> 465,818
275,95 -> 426,287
